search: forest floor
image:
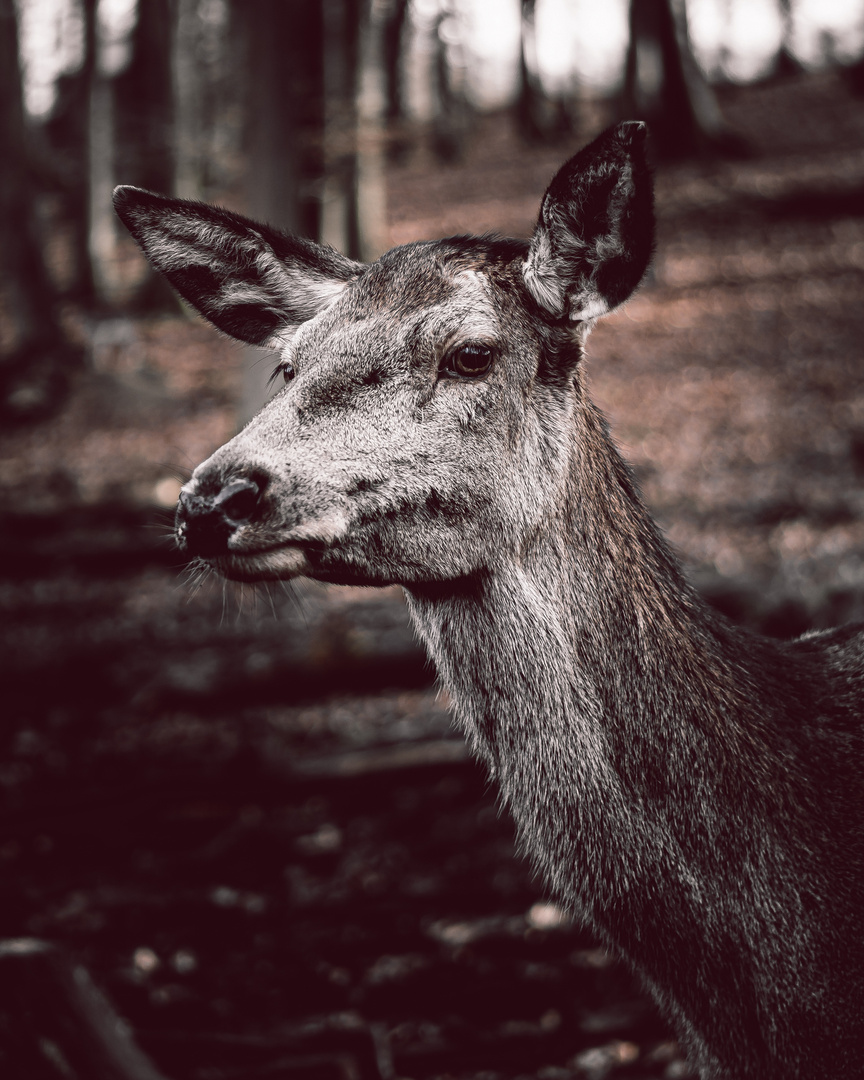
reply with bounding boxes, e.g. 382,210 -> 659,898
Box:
1,68 -> 864,1080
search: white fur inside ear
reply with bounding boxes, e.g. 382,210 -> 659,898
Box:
523,247 -> 609,324
282,267 -> 347,319
522,235 -> 566,317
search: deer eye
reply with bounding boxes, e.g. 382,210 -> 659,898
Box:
267,358 -> 296,389
441,342 -> 494,380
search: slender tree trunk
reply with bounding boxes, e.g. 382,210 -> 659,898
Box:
430,5 -> 469,162
517,0 -> 548,142
76,0 -> 101,303
0,0 -> 76,419
382,0 -> 409,124
321,0 -> 356,254
236,0 -> 322,423
623,0 -> 738,158
113,0 -> 175,310
173,0 -> 203,200
0,0 -> 51,350
88,68 -> 117,303
356,0 -> 389,261
115,0 -> 173,194
776,0 -> 802,77
241,0 -> 316,235
82,0 -> 122,306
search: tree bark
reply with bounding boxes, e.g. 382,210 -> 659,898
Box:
517,0 -> 562,143
234,0 -> 323,423
172,0 -> 202,201
0,0 -> 53,350
356,0 -> 389,261
0,0 -> 77,420
623,0 -> 740,158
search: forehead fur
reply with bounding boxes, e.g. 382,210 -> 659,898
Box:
350,235 -> 531,316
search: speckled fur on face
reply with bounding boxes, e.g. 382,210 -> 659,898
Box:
173,233 -> 580,588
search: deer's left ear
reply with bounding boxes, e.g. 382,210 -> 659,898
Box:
523,121 -> 654,324
113,187 -> 365,347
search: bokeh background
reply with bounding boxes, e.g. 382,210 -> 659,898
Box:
2,2 -> 864,1078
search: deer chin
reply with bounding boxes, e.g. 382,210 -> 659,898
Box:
211,544 -> 311,582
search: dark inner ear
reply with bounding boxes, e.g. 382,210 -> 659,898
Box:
172,262 -> 282,345
589,168 -> 653,313
525,122 -> 655,322
218,303 -> 283,347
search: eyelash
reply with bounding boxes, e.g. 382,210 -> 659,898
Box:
267,359 -> 296,389
439,342 -> 495,380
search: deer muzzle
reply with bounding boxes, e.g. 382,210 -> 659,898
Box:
175,475 -> 264,558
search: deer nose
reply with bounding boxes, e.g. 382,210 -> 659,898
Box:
176,475 -> 264,556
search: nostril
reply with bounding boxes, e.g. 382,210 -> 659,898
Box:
176,473 -> 266,556
212,477 -> 262,523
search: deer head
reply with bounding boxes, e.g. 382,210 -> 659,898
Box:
114,121 -> 653,588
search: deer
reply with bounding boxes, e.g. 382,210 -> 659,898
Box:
114,122 -> 864,1079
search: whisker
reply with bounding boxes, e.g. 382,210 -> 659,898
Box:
155,461 -> 193,483
261,581 -> 279,621
235,582 -> 247,623
220,577 -> 230,626
183,559 -> 213,601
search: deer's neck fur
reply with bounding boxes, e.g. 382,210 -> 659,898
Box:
404,392 -> 820,993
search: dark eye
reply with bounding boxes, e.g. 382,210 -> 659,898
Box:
267,358 -> 296,389
442,342 -> 494,380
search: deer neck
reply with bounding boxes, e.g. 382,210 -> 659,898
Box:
403,399 -> 783,917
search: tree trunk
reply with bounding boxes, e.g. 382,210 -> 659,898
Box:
517,0 -> 566,143
113,0 -> 175,310
356,0 -> 389,261
88,66 -> 117,303
382,0 -> 409,124
623,0 -> 740,158
320,0 -> 356,254
0,0 -> 76,420
235,0 -> 323,423
114,0 -> 173,194
172,0 -> 203,201
430,6 -> 470,162
81,0 -> 123,307
234,0 -> 393,422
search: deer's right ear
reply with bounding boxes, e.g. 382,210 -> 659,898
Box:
523,121 -> 654,324
113,187 -> 365,347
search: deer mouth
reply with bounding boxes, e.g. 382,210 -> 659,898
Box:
208,543 -> 312,582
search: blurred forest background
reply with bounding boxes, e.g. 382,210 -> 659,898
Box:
2,1 -> 864,1079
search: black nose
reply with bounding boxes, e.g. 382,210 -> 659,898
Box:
210,477 -> 262,522
176,475 -> 264,556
